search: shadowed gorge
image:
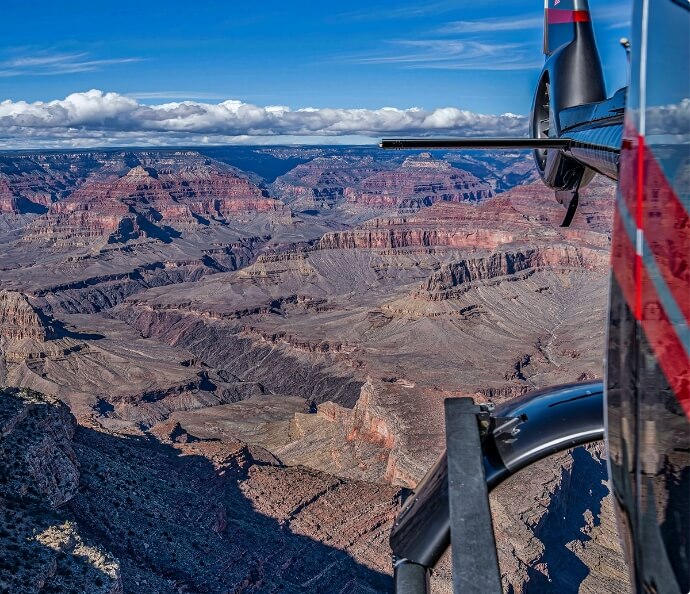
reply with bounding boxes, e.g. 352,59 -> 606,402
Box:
0,388 -> 397,593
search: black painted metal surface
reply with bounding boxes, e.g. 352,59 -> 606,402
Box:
379,138 -> 571,149
391,381 -> 605,594
393,560 -> 430,594
445,398 -> 502,594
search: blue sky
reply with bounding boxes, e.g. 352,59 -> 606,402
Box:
0,0 -> 632,147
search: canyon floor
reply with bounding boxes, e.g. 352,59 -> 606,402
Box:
0,147 -> 630,593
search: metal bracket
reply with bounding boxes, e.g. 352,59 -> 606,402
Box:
557,188 -> 580,227
555,168 -> 585,227
490,413 -> 528,444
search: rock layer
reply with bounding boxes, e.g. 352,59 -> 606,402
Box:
0,388 -> 122,594
24,157 -> 284,248
0,290 -> 56,341
345,153 -> 494,208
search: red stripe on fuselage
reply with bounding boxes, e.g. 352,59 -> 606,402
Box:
639,264 -> 690,417
547,9 -> 591,24
612,208 -> 638,313
636,136 -> 645,229
614,121 -> 690,419
635,136 -> 644,320
612,207 -> 690,417
641,142 -> 690,324
619,122 -> 640,223
619,128 -> 690,325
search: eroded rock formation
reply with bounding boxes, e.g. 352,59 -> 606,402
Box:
345,153 -> 494,208
0,388 -> 122,594
24,157 -> 285,248
271,155 -> 391,210
0,290 -> 56,341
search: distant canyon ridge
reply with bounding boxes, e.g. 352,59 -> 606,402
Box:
0,146 -> 629,593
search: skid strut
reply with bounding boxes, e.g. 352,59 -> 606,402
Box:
391,381 -> 605,594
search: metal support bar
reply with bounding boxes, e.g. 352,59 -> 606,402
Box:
379,138 -> 571,150
445,398 -> 503,594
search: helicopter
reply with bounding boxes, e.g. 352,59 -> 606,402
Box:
380,1 -> 689,592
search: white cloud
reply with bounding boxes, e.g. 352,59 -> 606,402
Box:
348,39 -> 537,70
439,16 -> 543,34
0,89 -> 529,148
0,52 -> 144,77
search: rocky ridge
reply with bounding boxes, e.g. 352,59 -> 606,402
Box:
344,153 -> 494,209
270,155 -> 392,211
23,159 -> 285,248
414,245 -> 609,301
317,181 -> 613,252
271,152 -> 494,213
0,386 -> 401,593
0,290 -> 56,341
0,388 -> 122,594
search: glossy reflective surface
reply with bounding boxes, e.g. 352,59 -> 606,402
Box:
485,381 -> 604,487
606,0 -> 690,591
391,382 -> 605,579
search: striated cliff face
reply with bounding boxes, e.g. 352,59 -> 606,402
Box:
0,290 -> 56,341
346,381 -> 396,450
0,177 -> 23,214
0,388 -> 122,594
317,227 -> 517,250
318,181 -> 613,252
270,155 -> 391,210
24,159 -> 285,248
343,379 -> 435,486
315,200 -> 523,250
416,245 -> 609,301
345,153 -> 494,208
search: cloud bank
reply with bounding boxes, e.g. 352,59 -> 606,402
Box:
0,89 -> 527,148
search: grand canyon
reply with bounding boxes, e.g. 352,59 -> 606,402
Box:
0,146 -> 630,593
